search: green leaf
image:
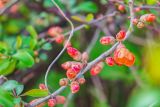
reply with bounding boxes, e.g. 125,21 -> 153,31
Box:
1,80 -> 18,91
15,36 -> 22,49
0,88 -> 14,107
0,59 -> 16,76
26,25 -> 38,39
1,80 -> 24,95
29,38 -> 37,49
13,50 -> 34,67
26,25 -> 38,49
0,42 -> 9,53
42,43 -> 52,51
21,89 -> 48,97
127,88 -> 160,107
15,85 -> 24,95
71,15 -> 85,23
72,2 -> 98,13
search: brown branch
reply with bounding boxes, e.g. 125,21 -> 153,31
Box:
39,11 -> 118,38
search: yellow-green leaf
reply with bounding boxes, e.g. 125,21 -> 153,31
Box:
71,15 -> 85,23
0,59 -> 16,76
21,89 -> 48,97
16,36 -> 22,49
147,0 -> 157,5
85,13 -> 94,22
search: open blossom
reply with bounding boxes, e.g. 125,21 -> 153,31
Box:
66,69 -> 77,80
114,44 -> 135,67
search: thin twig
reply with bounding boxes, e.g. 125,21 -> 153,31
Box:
44,0 -> 75,93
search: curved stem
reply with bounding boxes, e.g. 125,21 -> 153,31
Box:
44,0 -> 75,93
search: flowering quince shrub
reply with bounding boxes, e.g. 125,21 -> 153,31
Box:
0,0 -> 160,107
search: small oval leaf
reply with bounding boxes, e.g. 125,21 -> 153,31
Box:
21,89 -> 48,97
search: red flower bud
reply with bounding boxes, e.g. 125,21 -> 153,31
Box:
59,78 -> 69,86
77,78 -> 86,85
90,62 -> 104,76
70,81 -> 80,93
116,30 -> 126,41
71,62 -> 83,74
55,96 -> 66,104
67,47 -> 82,61
63,40 -> 72,48
146,14 -> 156,22
140,14 -> 156,23
118,5 -> 125,12
133,18 -> 139,25
55,34 -> 64,44
48,99 -> 56,107
48,26 -> 63,37
61,61 -> 72,70
81,52 -> 89,63
105,57 -> 115,66
39,84 -> 47,90
134,7 -> 141,12
100,36 -> 115,45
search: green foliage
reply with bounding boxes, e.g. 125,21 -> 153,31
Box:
128,88 -> 160,107
0,88 -> 15,107
0,59 -> 16,75
72,2 -> 98,13
1,80 -> 24,95
13,50 -> 34,68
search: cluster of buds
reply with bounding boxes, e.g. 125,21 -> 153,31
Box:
90,62 -> 104,76
47,26 -> 65,44
67,47 -> 89,62
113,44 -> 135,67
61,61 -> 83,80
133,14 -> 156,28
48,96 -> 66,107
100,30 -> 126,46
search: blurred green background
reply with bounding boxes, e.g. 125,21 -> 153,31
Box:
1,0 -> 160,107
